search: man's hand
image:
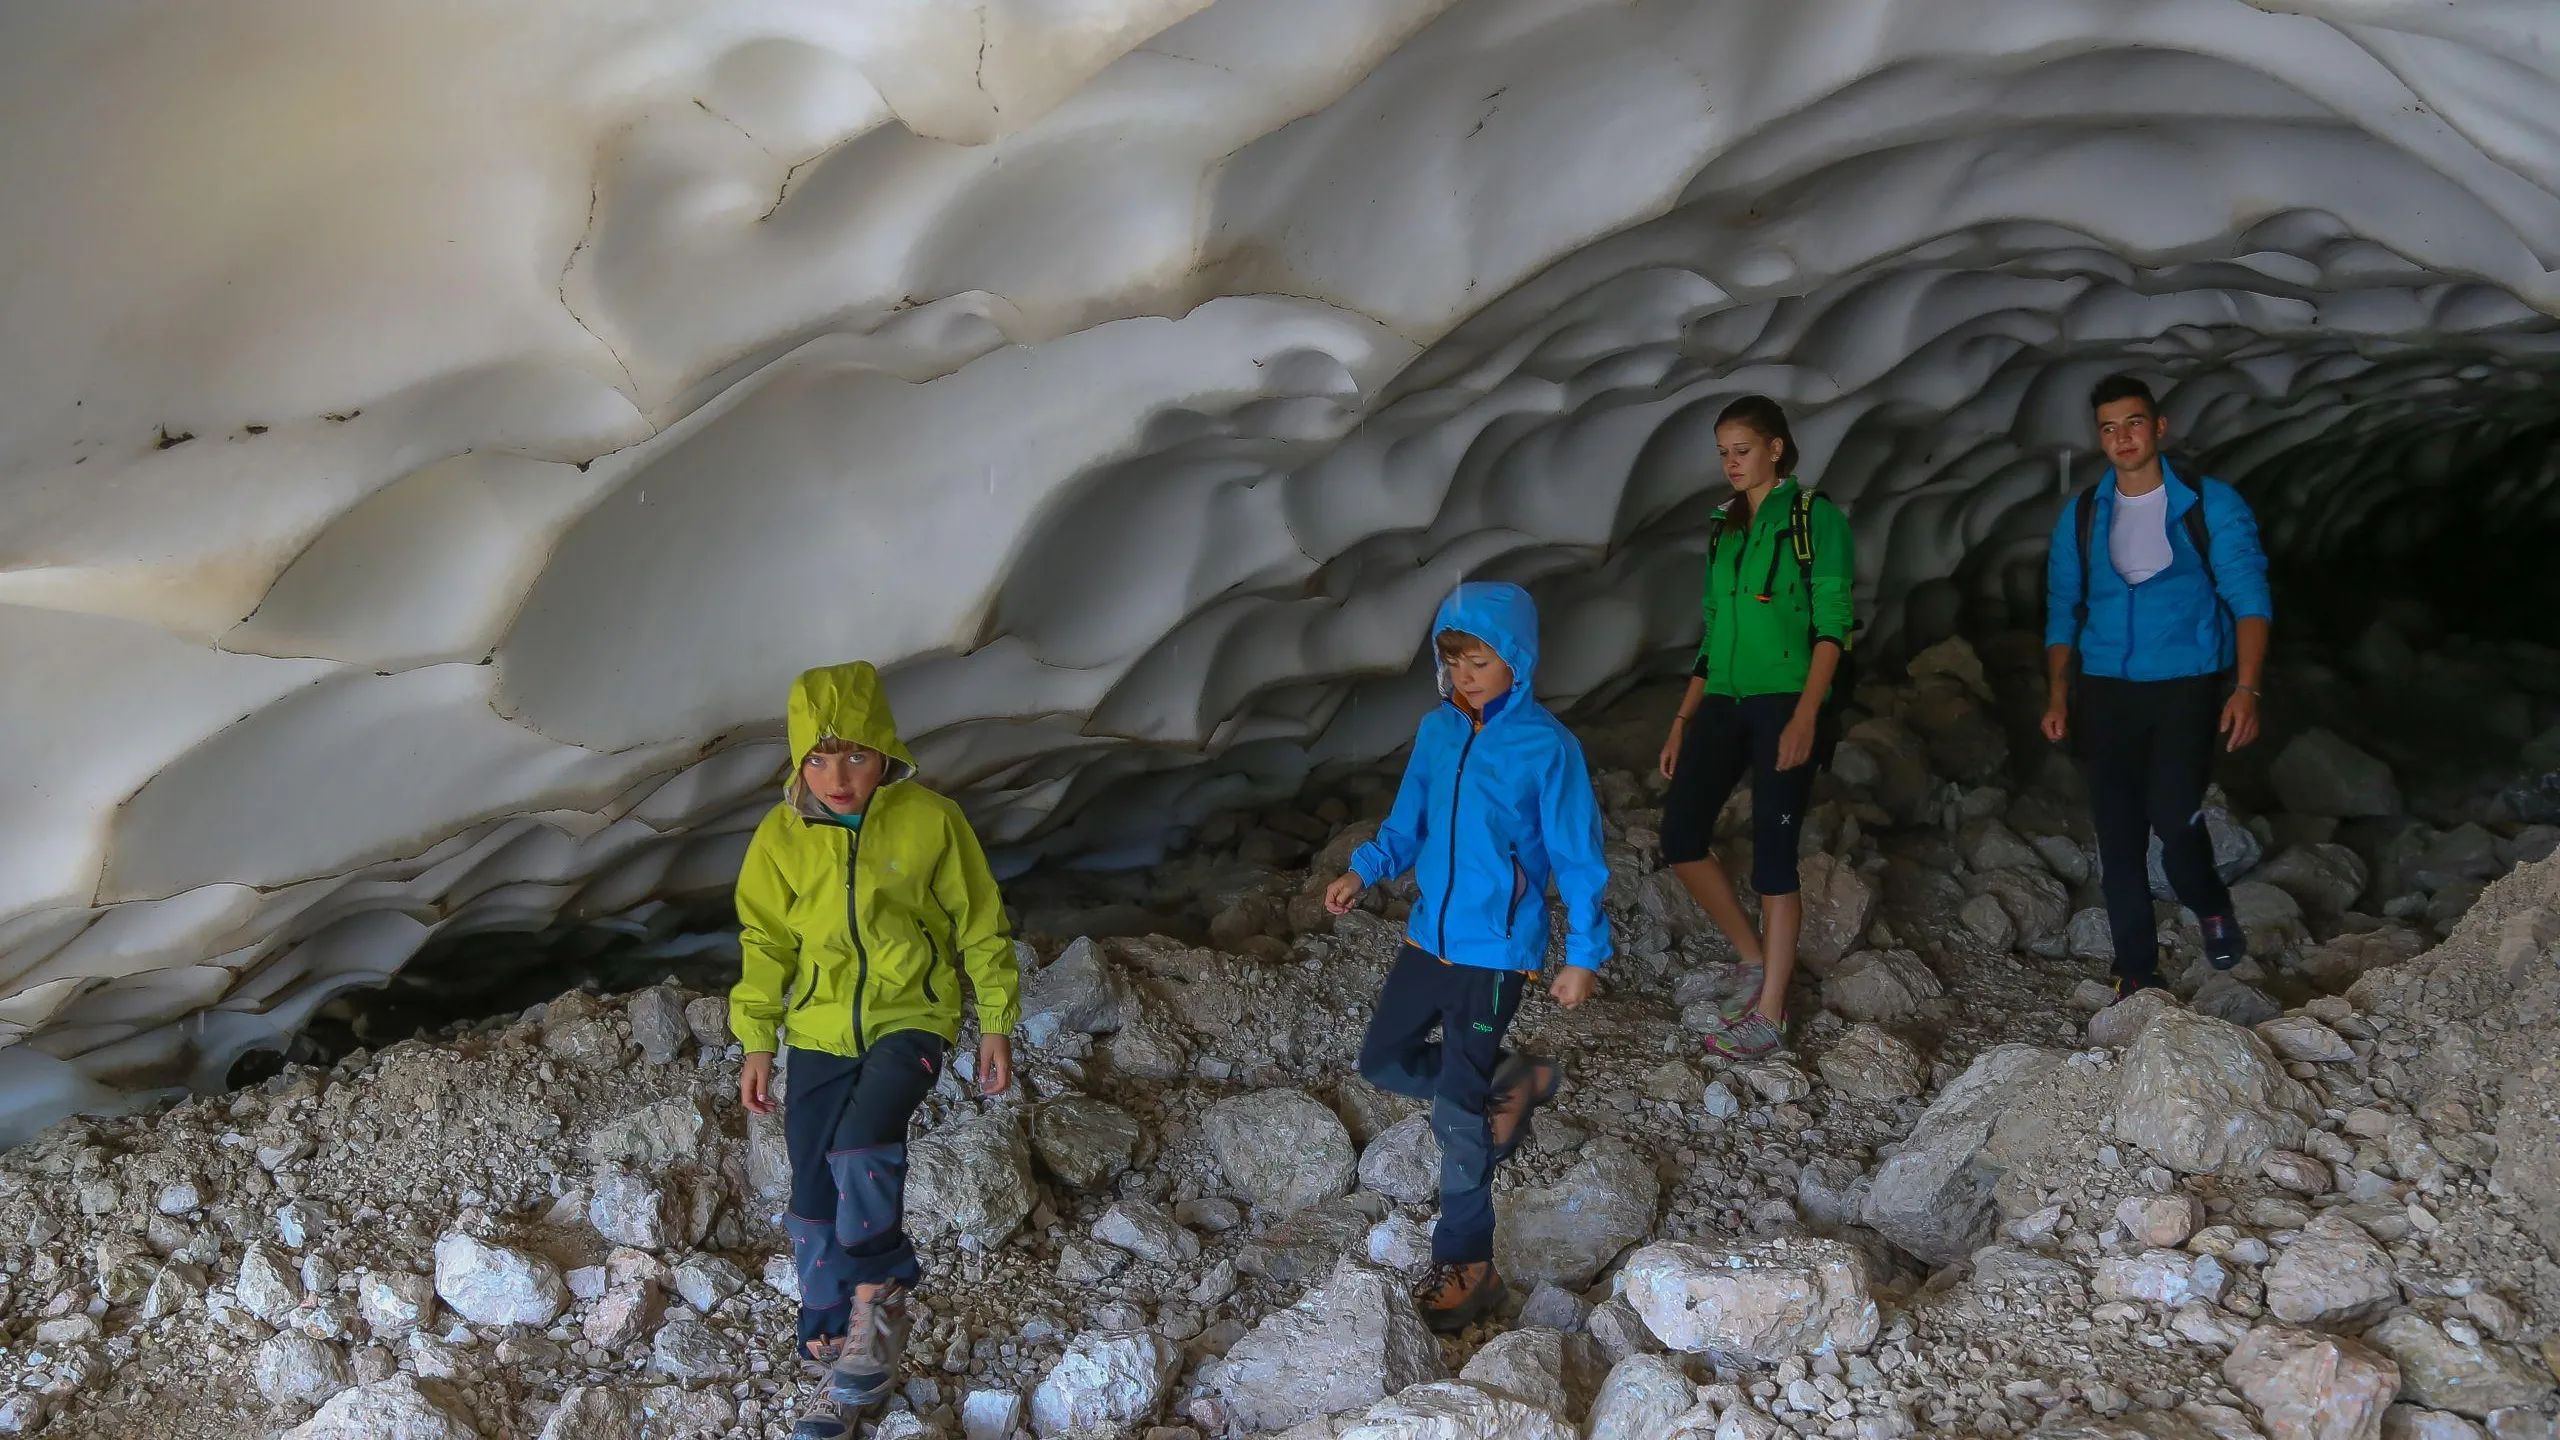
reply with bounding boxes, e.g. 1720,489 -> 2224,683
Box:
978,1034 -> 1013,1097
1550,966 -> 1597,1009
2220,689 -> 2261,752
1324,871 -> 1366,916
739,1052 -> 777,1115
2040,695 -> 2069,744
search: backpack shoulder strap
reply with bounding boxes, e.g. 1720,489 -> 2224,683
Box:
2183,497 -> 2215,590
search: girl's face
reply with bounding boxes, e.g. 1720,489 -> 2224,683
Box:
1717,421 -> 1786,492
1442,640 -> 1514,715
803,744 -> 888,815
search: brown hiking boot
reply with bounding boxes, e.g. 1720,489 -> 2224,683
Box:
826,1281 -> 910,1409
1414,1260 -> 1505,1334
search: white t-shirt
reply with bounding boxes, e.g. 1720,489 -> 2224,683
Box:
2111,482 -> 2173,585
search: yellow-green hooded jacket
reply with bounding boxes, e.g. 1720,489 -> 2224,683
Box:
728,662 -> 1020,1057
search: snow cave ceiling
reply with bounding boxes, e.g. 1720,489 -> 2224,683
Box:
4,0 -> 2560,1129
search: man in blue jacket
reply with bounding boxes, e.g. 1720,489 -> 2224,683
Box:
1324,580 -> 1611,1332
2043,375 -> 2274,995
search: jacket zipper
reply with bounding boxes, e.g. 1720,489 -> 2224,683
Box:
916,919 -> 940,1004
1436,724 -> 1482,958
845,825 -> 870,1057
1503,853 -> 1527,937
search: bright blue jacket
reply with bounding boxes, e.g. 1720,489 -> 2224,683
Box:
1349,583 -> 1614,973
2044,463 -> 2274,681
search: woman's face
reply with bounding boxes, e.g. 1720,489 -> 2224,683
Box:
1717,420 -> 1785,491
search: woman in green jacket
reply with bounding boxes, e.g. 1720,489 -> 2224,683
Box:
1657,396 -> 1856,1059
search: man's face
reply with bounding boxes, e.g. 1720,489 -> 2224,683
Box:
803,744 -> 888,815
2095,396 -> 2165,473
1444,641 -> 1514,713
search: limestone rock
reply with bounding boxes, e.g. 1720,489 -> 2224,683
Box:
650,1311 -> 738,1382
538,1386 -> 643,1439
239,1242 -> 305,1324
1815,1023 -> 1924,1101
2088,988 -> 2179,1049
2224,1326 -> 2400,1440
256,1334 -> 353,1405
1820,949 -> 1945,1025
283,1376 -> 481,1440
1621,1238 -> 1880,1363
2274,729 -> 2402,818
1020,937 -> 1129,1041
1859,1044 -> 2060,1265
2366,1314 -> 2555,1419
1585,1354 -> 1698,1440
1958,818 -> 2045,875
1457,1327 -> 1576,1417
582,1096 -> 709,1170
1204,1088 -> 1356,1214
670,1254 -> 747,1314
2191,972 -> 2284,1029
2257,844 -> 2370,917
1795,853 -> 1878,975
2113,1009 -> 2314,1175
1976,866 -> 2072,956
1209,1260 -> 1447,1434
2148,800 -> 2264,899
1334,1381 -> 1577,1440
1030,1330 -> 1180,1436
906,1109 -> 1037,1246
584,1281 -> 662,1351
2115,1194 -> 2201,1248
1357,1113 -> 1443,1206
1958,893 -> 2016,953
1586,1299 -> 1659,1366
1493,1136 -> 1660,1289
431,1233 -> 567,1328
2257,1015 -> 2356,1064
2069,907 -> 2118,963
682,997 -> 731,1050
2094,1250 -> 2229,1307
1030,1095 -> 1144,1190
1092,1198 -> 1200,1266
2265,1214 -> 2398,1327
588,1164 -> 677,1250
2384,1408 -> 2486,1440
358,1270 -> 437,1338
625,986 -> 691,1065
2263,1151 -> 2334,1196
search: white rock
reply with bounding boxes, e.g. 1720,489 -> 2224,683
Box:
282,1375 -> 482,1440
1858,1044 -> 2060,1264
1211,1260 -> 1447,1433
650,1311 -> 738,1382
1494,1136 -> 1660,1290
1335,1380 -> 1578,1440
1814,1024 -> 1923,1100
1358,1113 -> 1444,1205
625,986 -> 692,1065
670,1254 -> 748,1314
960,1389 -> 1026,1440
255,1334 -> 353,1406
2115,1194 -> 2202,1248
762,1253 -> 800,1301
431,1233 -> 568,1328
537,1386 -> 643,1440
588,1164 -> 677,1250
238,1242 -> 305,1324
1028,1094 -> 1144,1190
2094,1250 -> 2227,1307
1458,1327 -> 1577,1417
2365,1313 -> 2555,1419
1204,1088 -> 1357,1213
358,1270 -> 438,1338
2256,1015 -> 2356,1063
1587,1353 -> 1697,1440
1621,1238 -> 1879,1363
1092,1197 -> 1200,1265
2384,1406 -> 2486,1440
2113,1010 -> 2315,1176
2264,1213 -> 2398,1327
1367,1214 -> 1434,1270
581,1096 -> 709,1170
2225,1326 -> 2401,1440
1029,1329 -> 1180,1436
906,1109 -> 1037,1246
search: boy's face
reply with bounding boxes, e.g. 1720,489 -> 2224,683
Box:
2095,396 -> 2165,473
803,744 -> 889,815
1443,639 -> 1514,714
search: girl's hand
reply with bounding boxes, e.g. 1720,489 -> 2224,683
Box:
1659,718 -> 1686,781
739,1052 -> 777,1115
1776,707 -> 1820,771
1324,871 -> 1366,915
1551,966 -> 1597,1009
2219,690 -> 2261,752
978,1035 -> 1013,1097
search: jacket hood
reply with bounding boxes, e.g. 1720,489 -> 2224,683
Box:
1432,582 -> 1540,710
784,662 -> 918,805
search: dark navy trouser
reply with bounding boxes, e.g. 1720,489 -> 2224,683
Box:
783,1031 -> 944,1347
2077,672 -> 2234,987
1356,943 -> 1528,1265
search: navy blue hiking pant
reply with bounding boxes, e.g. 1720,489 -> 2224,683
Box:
2077,672 -> 2234,987
1356,943 -> 1528,1266
783,1031 -> 944,1347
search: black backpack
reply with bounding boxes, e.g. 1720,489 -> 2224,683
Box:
2067,483 -> 2220,650
1706,487 -> 1859,716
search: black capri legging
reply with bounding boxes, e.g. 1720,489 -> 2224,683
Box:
1660,692 -> 1820,896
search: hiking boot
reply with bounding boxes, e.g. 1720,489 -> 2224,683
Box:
1702,1009 -> 1786,1061
1718,963 -> 1767,1021
2200,914 -> 2246,971
1414,1260 -> 1505,1335
825,1281 -> 910,1410
790,1396 -> 853,1440
798,1335 -> 842,1376
1485,1053 -> 1560,1160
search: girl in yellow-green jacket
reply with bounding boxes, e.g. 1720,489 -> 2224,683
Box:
728,661 -> 1020,1437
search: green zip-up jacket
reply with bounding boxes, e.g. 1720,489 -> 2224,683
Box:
728,662 -> 1020,1057
1695,479 -> 1857,698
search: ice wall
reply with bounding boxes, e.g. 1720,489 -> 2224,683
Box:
4,0 -> 2558,1131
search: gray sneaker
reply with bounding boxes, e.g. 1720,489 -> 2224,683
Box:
1719,963 -> 1766,1021
826,1280 -> 911,1410
1703,1009 -> 1787,1061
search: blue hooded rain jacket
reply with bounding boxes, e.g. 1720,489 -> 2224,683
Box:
1348,582 -> 1614,973
2044,462 -> 2274,681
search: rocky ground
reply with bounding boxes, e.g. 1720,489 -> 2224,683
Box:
2,621 -> 2558,1440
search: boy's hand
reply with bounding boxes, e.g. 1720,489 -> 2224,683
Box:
978,1035 -> 1013,1097
1551,965 -> 1597,1009
1324,871 -> 1366,915
739,1052 -> 778,1115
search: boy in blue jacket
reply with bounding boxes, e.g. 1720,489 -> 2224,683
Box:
2042,375 -> 2274,996
1324,581 -> 1612,1331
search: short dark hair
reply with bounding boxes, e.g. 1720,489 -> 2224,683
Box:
1435,628 -> 1490,660
2089,373 -> 2157,415
1714,394 -> 1797,473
